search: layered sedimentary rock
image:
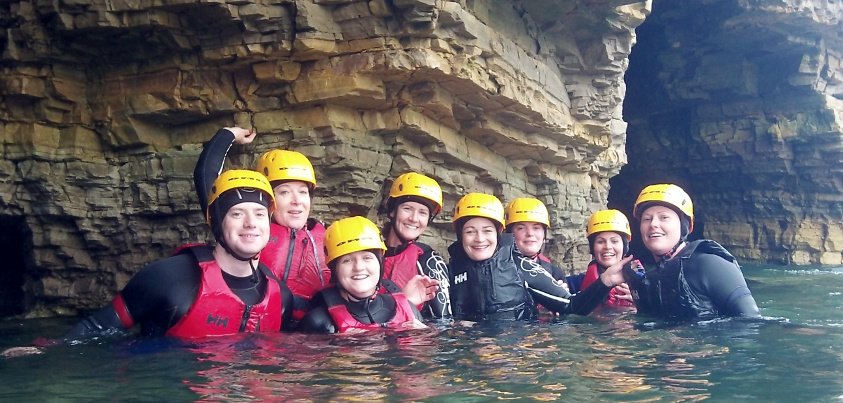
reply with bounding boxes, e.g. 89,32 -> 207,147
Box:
616,0 -> 843,265
0,0 -> 647,315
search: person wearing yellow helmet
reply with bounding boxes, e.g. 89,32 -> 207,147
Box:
297,217 -> 431,333
447,193 -> 629,320
381,172 -> 451,319
562,210 -> 640,309
504,198 -> 566,281
61,170 -> 295,341
194,127 -> 330,322
625,184 -> 760,320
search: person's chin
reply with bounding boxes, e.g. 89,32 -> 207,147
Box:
597,258 -> 620,267
278,216 -> 307,229
520,246 -> 540,256
467,250 -> 494,261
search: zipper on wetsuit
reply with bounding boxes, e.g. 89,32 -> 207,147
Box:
282,228 -> 297,282
239,305 -> 253,332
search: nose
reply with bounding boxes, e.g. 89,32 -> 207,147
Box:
410,210 -> 422,223
243,211 -> 256,228
351,257 -> 367,271
289,192 -> 301,205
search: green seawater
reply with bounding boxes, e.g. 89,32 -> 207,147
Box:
1,264 -> 842,402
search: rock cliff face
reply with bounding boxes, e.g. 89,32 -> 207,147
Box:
0,0 -> 648,316
615,0 -> 843,265
5,0 -> 842,318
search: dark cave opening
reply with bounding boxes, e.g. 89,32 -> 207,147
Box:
0,216 -> 31,318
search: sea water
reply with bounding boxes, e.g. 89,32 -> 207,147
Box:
1,264 -> 842,402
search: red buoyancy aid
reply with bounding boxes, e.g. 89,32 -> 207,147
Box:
322,284 -> 417,333
261,219 -> 331,319
384,242 -> 425,288
582,261 -> 636,308
166,252 -> 284,338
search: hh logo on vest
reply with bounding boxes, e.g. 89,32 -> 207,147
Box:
454,272 -> 467,284
206,314 -> 229,328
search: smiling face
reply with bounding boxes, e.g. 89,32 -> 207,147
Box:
461,217 -> 498,262
387,201 -> 431,246
272,180 -> 311,229
334,250 -> 381,299
592,231 -> 624,267
221,202 -> 271,258
639,205 -> 682,257
510,222 -> 546,256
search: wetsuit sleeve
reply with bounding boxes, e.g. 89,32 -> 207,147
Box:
65,254 -> 201,340
540,259 -> 567,281
296,305 -> 337,333
194,128 -> 236,214
417,247 -> 452,319
517,255 -> 612,315
63,304 -> 128,340
516,256 -> 573,312
690,253 -> 761,318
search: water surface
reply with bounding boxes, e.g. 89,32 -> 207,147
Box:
2,265 -> 842,402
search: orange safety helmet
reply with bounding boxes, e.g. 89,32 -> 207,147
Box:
387,172 -> 443,215
586,209 -> 631,241
633,184 -> 694,232
324,216 -> 387,264
453,193 -> 505,231
206,169 -> 276,226
505,198 -> 550,228
256,150 -> 317,189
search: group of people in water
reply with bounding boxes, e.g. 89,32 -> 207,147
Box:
11,126 -> 763,349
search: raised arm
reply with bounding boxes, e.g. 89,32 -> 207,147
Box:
194,127 -> 255,213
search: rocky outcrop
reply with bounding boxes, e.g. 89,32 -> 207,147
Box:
615,0 -> 843,265
0,0 -> 648,316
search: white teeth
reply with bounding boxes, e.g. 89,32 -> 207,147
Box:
351,274 -> 369,280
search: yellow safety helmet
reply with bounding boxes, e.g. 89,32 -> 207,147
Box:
505,198 -> 550,228
256,149 -> 317,189
324,216 -> 387,264
453,193 -> 505,231
206,169 -> 276,226
633,184 -> 694,231
586,209 -> 631,241
387,172 -> 443,215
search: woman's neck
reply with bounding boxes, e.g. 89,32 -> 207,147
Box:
386,228 -> 403,248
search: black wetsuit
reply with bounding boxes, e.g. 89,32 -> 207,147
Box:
296,280 -> 423,333
623,239 -> 761,320
65,246 -> 294,340
447,234 -> 613,321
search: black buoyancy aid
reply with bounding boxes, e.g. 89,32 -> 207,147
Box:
166,245 -> 284,338
321,280 -> 417,333
626,239 -> 737,319
448,234 -> 534,321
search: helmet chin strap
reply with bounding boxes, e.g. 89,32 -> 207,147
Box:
655,212 -> 691,266
656,239 -> 684,265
